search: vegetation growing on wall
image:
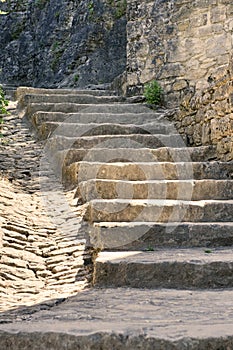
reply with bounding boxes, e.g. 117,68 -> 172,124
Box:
144,80 -> 163,106
0,86 -> 9,137
0,86 -> 8,115
106,0 -> 127,19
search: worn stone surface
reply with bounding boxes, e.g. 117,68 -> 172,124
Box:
85,199 -> 233,223
0,0 -> 126,88
0,88 -> 232,349
173,64 -> 233,161
124,0 -> 233,160
77,179 -> 233,202
94,249 -> 233,288
0,288 -> 233,349
125,0 -> 233,104
0,102 -> 90,312
88,222 -> 233,250
63,161 -> 232,189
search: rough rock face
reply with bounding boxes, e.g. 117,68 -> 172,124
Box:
0,0 -> 127,88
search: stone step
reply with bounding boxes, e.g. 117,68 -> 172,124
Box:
1,288 -> 233,348
55,146 -> 217,168
37,121 -> 176,139
93,249 -> 233,289
31,111 -> 168,126
2,86 -> 17,101
76,179 -> 233,202
19,93 -> 126,109
24,103 -> 155,117
62,161 -> 232,187
16,87 -> 116,100
46,134 -> 186,153
87,222 -> 233,250
85,199 -> 233,223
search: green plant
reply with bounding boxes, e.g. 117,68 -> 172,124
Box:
0,86 -> 9,137
145,245 -> 155,252
0,86 -> 8,115
115,0 -> 127,19
144,80 -> 163,106
73,74 -> 79,83
106,0 -> 127,19
88,1 -> 94,14
50,41 -> 64,71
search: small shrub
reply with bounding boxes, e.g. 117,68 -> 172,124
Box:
88,1 -> 94,14
0,86 -> 8,115
144,80 -> 163,106
73,74 -> 79,83
115,0 -> 127,19
0,86 -> 9,137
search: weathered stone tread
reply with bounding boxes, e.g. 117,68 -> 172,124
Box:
88,221 -> 233,249
0,288 -> 233,349
55,146 -> 217,167
94,249 -> 233,288
36,121 -> 175,139
24,103 -> 153,117
31,111 -> 167,126
85,199 -> 233,222
77,179 -> 233,201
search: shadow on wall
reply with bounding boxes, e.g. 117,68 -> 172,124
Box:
0,0 -> 127,88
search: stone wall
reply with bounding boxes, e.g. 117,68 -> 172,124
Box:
125,0 -> 233,106
173,62 -> 233,161
125,0 -> 233,160
0,0 -> 127,88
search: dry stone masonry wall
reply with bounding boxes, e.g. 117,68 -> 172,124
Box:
126,0 -> 233,105
174,60 -> 233,161
125,0 -> 233,160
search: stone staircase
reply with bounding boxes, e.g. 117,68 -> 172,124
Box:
1,87 -> 233,349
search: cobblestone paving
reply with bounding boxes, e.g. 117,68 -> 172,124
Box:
0,102 -> 90,312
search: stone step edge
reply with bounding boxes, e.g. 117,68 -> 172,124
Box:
19,94 -> 127,108
63,160 -> 220,165
92,221 -> 233,227
77,178 -> 233,185
86,221 -> 233,250
76,179 -> 233,202
1,287 -> 233,349
93,249 -> 233,289
87,199 -> 233,204
16,87 -> 118,99
96,248 -> 233,262
55,146 -> 217,166
38,121 -> 173,128
22,103 -> 155,114
85,199 -> 233,223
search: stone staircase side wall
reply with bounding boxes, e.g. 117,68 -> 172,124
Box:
125,0 -> 233,161
174,62 -> 233,161
125,0 -> 233,108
